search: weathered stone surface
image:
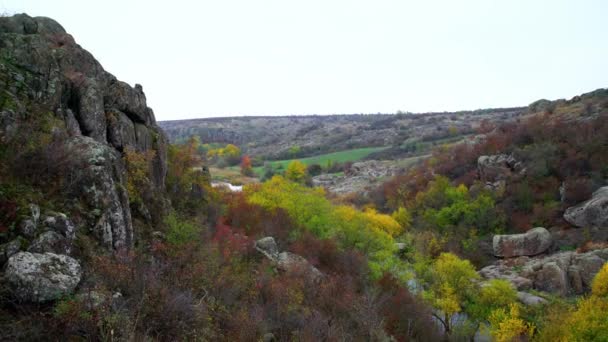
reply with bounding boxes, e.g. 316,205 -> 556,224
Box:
480,248 -> 608,296
107,110 -> 136,150
277,252 -> 324,280
564,186 -> 608,228
28,231 -> 69,254
255,237 -> 279,260
5,252 -> 81,302
573,252 -> 605,288
67,136 -> 132,249
104,81 -> 150,124
0,13 -> 169,249
478,154 -> 525,183
534,262 -> 568,295
478,263 -> 533,290
312,160 -> 399,194
18,204 -> 41,238
0,239 -> 22,265
18,219 -> 37,238
42,212 -> 76,240
493,227 -> 552,258
517,292 -> 547,306
255,237 -> 323,281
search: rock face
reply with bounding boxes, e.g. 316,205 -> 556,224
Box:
0,14 -> 168,249
493,227 -> 552,258
255,237 -> 323,281
312,160 -> 399,194
516,292 -> 547,306
255,237 -> 280,260
480,248 -> 608,296
276,252 -> 324,280
5,252 -> 82,302
478,154 -> 525,183
564,186 -> 608,228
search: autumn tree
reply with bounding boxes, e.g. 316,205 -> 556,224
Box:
488,304 -> 535,342
285,160 -> 307,183
240,155 -> 254,176
423,253 -> 479,335
167,136 -> 211,213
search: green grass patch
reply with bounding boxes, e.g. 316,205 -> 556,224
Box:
250,146 -> 389,176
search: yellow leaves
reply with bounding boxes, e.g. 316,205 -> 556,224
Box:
591,262 -> 608,297
285,160 -> 307,183
363,208 -> 403,237
123,147 -> 156,204
564,296 -> 608,341
206,143 -> 241,159
479,279 -> 517,309
488,304 -> 535,342
391,207 -> 412,231
555,263 -> 608,341
434,253 -> 480,294
435,283 -> 461,316
223,144 -> 241,157
246,176 -> 403,279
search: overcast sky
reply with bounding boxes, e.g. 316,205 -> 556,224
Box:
2,0 -> 607,120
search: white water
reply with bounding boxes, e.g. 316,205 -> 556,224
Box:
211,181 -> 243,192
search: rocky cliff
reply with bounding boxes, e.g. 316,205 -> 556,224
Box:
0,14 -> 167,250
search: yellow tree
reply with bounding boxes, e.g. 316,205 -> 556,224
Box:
425,253 -> 480,335
562,262 -> 608,341
285,160 -> 307,183
488,304 -> 535,342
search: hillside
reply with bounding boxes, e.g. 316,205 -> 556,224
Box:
1,12 -> 608,342
159,107 -> 524,160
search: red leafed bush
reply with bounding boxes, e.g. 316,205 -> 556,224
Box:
377,274 -> 442,341
289,232 -> 367,278
212,218 -> 254,260
224,192 -> 292,245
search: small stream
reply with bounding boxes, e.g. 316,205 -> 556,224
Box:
211,181 -> 243,192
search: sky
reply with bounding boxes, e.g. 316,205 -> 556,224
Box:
1,1 -> 607,120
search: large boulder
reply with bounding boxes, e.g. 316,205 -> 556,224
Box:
5,252 -> 82,302
255,237 -> 323,281
478,154 -> 525,183
493,227 -> 552,258
277,252 -> 324,281
0,239 -> 22,265
517,292 -> 547,306
255,237 -> 279,260
564,186 -> 608,228
534,262 -> 569,295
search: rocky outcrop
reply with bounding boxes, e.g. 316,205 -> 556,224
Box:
276,252 -> 324,280
480,248 -> 608,296
255,236 -> 280,260
312,160 -> 399,194
493,227 -> 552,258
18,204 -> 40,238
0,239 -> 22,265
66,136 -> 133,248
5,252 -> 82,302
516,292 -> 547,306
255,237 -> 323,281
0,14 -> 168,249
478,154 -> 525,184
564,186 -> 608,228
28,231 -> 69,254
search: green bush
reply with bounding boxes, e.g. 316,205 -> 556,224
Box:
164,212 -> 200,246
